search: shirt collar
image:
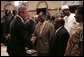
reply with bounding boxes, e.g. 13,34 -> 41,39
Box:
24,19 -> 30,24
16,15 -> 24,23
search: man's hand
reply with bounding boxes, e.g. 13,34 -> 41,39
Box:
31,36 -> 36,44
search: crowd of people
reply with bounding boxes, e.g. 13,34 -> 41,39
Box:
1,5 -> 83,56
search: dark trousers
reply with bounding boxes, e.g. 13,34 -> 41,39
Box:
7,50 -> 30,56
37,52 -> 49,56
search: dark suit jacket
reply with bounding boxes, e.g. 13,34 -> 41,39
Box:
1,16 -> 10,43
1,15 -> 14,44
4,15 -> 14,35
1,16 -> 8,35
7,16 -> 32,56
49,26 -> 69,56
24,19 -> 35,38
1,19 -> 6,43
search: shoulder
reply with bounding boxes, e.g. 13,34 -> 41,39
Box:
35,22 -> 40,27
29,19 -> 34,23
16,16 -> 20,20
69,13 -> 75,18
70,27 -> 83,42
59,26 -> 69,35
63,16 -> 68,20
71,26 -> 83,37
1,19 -> 5,23
15,16 -> 22,22
46,21 -> 54,26
73,27 -> 83,35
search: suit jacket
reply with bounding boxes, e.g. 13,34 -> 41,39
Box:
1,19 -> 6,43
49,26 -> 69,56
4,15 -> 14,35
7,16 -> 32,56
34,21 -> 55,54
24,19 -> 35,38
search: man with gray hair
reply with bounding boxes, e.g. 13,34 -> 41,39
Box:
7,7 -> 32,56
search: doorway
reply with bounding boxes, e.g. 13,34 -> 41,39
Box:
36,8 -> 47,15
69,5 -> 79,13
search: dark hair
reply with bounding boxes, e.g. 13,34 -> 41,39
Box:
76,6 -> 83,17
50,16 -> 55,21
13,10 -> 17,16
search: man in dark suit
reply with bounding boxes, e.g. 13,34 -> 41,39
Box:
24,19 -> 35,39
24,18 -> 35,49
7,7 -> 32,56
1,10 -> 13,45
49,20 -> 70,56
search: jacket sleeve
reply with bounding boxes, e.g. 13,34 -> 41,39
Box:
49,24 -> 55,39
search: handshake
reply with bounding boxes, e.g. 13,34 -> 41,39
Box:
31,34 -> 37,44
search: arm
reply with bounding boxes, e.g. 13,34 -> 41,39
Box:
49,24 -> 55,39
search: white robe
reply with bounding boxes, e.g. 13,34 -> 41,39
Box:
63,13 -> 79,33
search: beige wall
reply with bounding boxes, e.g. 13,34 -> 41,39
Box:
1,1 -> 61,11
1,1 -> 83,18
1,1 -> 61,17
1,1 -> 83,11
27,1 -> 61,10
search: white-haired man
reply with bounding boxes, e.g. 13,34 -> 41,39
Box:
7,7 -> 32,56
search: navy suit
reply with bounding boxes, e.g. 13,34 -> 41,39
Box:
49,26 -> 69,56
7,16 -> 32,56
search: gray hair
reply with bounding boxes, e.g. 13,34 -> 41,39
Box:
18,7 -> 27,15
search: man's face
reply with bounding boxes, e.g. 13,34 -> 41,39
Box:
62,9 -> 69,16
25,12 -> 30,20
21,9 -> 28,20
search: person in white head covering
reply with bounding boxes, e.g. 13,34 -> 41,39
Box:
61,5 -> 79,34
64,6 -> 83,56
